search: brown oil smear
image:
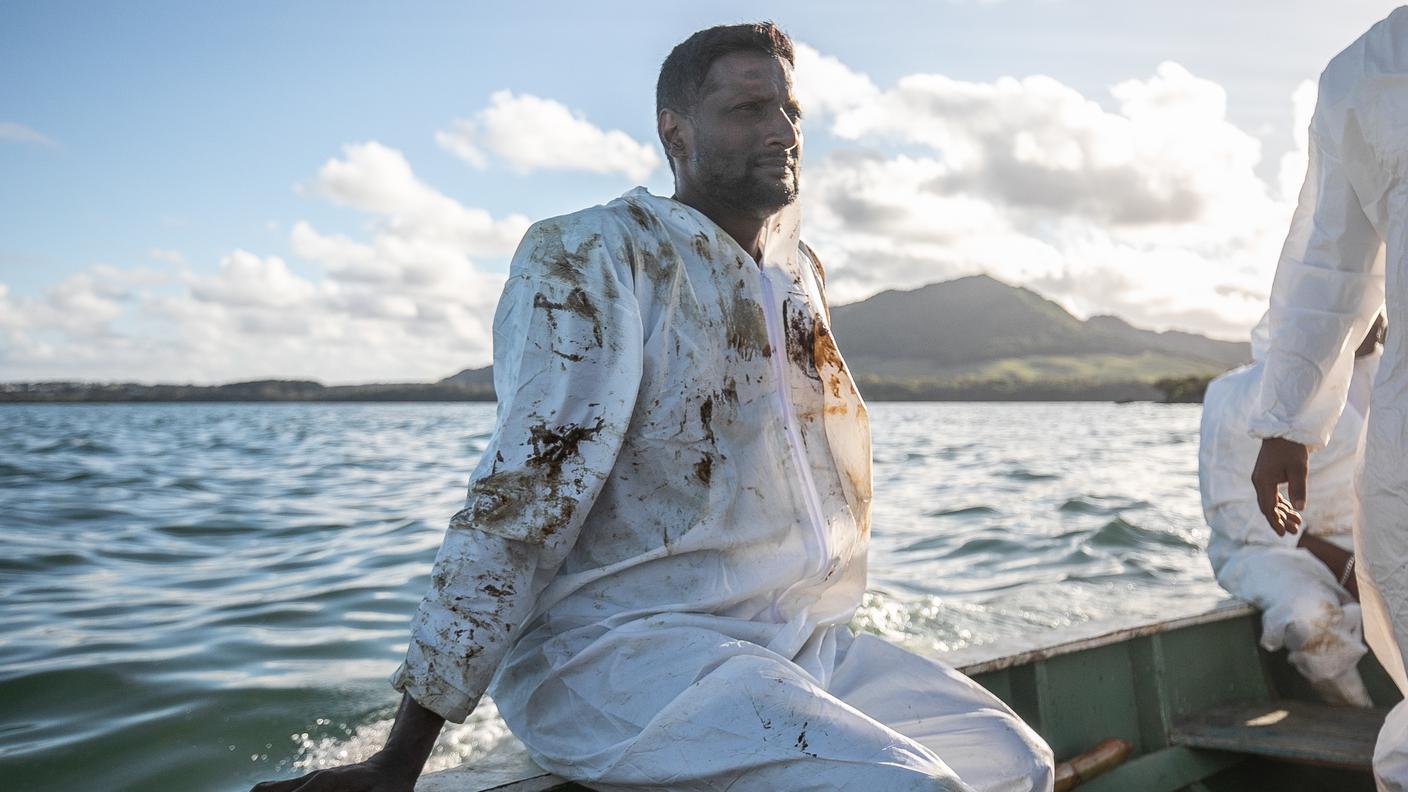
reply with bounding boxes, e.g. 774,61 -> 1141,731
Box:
783,301 -> 820,380
725,293 -> 772,359
527,417 -> 606,479
459,470 -> 534,526
534,288 -> 603,348
694,453 -> 714,485
626,202 -> 652,230
699,396 -> 716,444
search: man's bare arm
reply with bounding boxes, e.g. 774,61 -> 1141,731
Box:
1298,533 -> 1360,600
250,693 -> 445,792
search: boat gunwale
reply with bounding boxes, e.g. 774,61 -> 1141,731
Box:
950,600 -> 1257,676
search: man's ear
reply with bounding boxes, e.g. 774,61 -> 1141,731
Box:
658,109 -> 690,162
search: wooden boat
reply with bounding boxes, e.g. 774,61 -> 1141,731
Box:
419,600 -> 1401,791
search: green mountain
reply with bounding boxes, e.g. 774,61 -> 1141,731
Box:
827,274 -> 1248,400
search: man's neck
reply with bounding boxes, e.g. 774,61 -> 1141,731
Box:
673,188 -> 767,263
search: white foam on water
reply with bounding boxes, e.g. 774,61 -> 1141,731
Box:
288,697 -> 525,773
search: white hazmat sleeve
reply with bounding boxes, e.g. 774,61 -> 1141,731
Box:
392,219 -> 643,722
1250,122 -> 1384,449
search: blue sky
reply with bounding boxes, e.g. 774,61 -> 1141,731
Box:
1,0 -> 1400,383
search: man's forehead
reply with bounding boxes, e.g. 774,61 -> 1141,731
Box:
699,51 -> 793,98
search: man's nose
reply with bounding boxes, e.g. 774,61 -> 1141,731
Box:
765,107 -> 800,151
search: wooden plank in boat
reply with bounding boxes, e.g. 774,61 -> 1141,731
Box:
1169,700 -> 1388,770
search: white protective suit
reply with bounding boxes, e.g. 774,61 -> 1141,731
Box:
1201,342 -> 1377,706
1249,8 -> 1408,789
391,188 -> 1054,792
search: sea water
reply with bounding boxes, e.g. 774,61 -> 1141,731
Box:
0,401 -> 1224,790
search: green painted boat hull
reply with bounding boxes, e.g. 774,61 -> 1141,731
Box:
962,602 -> 1399,791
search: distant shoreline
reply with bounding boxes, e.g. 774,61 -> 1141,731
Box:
0,375 -> 1210,404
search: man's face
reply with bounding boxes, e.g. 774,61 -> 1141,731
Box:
679,51 -> 802,216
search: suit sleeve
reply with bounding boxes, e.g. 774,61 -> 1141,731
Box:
1250,115 -> 1384,449
391,218 -> 642,722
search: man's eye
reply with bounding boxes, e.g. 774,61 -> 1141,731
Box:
733,103 -> 761,113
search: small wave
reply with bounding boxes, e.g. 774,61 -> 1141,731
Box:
53,506 -> 132,521
1058,495 -> 1151,515
1005,469 -> 1059,482
925,536 -> 1024,558
0,552 -> 90,572
102,548 -> 210,564
153,520 -> 264,537
924,505 -> 999,519
29,438 -> 118,455
1088,518 -> 1199,550
166,477 -> 210,492
58,470 -> 100,482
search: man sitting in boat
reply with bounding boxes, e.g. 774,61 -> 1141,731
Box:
1200,314 -> 1383,706
252,22 -> 1053,792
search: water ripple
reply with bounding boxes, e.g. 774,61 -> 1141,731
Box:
0,400 -> 1223,791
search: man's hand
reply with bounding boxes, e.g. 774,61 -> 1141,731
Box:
251,693 -> 445,792
1252,437 -> 1310,536
250,751 -> 417,792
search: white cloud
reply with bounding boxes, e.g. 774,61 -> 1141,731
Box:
190,250 -> 317,309
1278,79 -> 1318,201
436,91 -> 660,182
793,44 -> 880,120
309,141 -> 529,257
2,142 -> 520,384
0,122 -> 56,146
793,43 -> 1300,339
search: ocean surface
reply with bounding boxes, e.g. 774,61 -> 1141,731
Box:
0,401 -> 1227,791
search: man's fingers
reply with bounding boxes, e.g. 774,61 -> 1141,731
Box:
252,775 -> 313,792
1274,494 -> 1303,535
1288,466 -> 1308,511
1253,475 -> 1284,535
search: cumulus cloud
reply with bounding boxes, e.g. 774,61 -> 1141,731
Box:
3,141 -> 526,384
793,44 -> 1301,339
436,91 -> 660,181
816,61 -> 1266,227
1278,79 -> 1318,201
0,122 -> 56,146
793,44 -> 880,120
309,141 -> 529,258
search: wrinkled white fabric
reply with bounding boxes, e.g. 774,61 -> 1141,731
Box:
392,187 -> 1053,791
1250,8 -> 1408,787
1203,351 -> 1376,705
1380,702 -> 1408,792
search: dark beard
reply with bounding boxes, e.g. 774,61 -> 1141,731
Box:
692,151 -> 799,217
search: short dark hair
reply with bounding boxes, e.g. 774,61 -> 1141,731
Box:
655,22 -> 795,118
